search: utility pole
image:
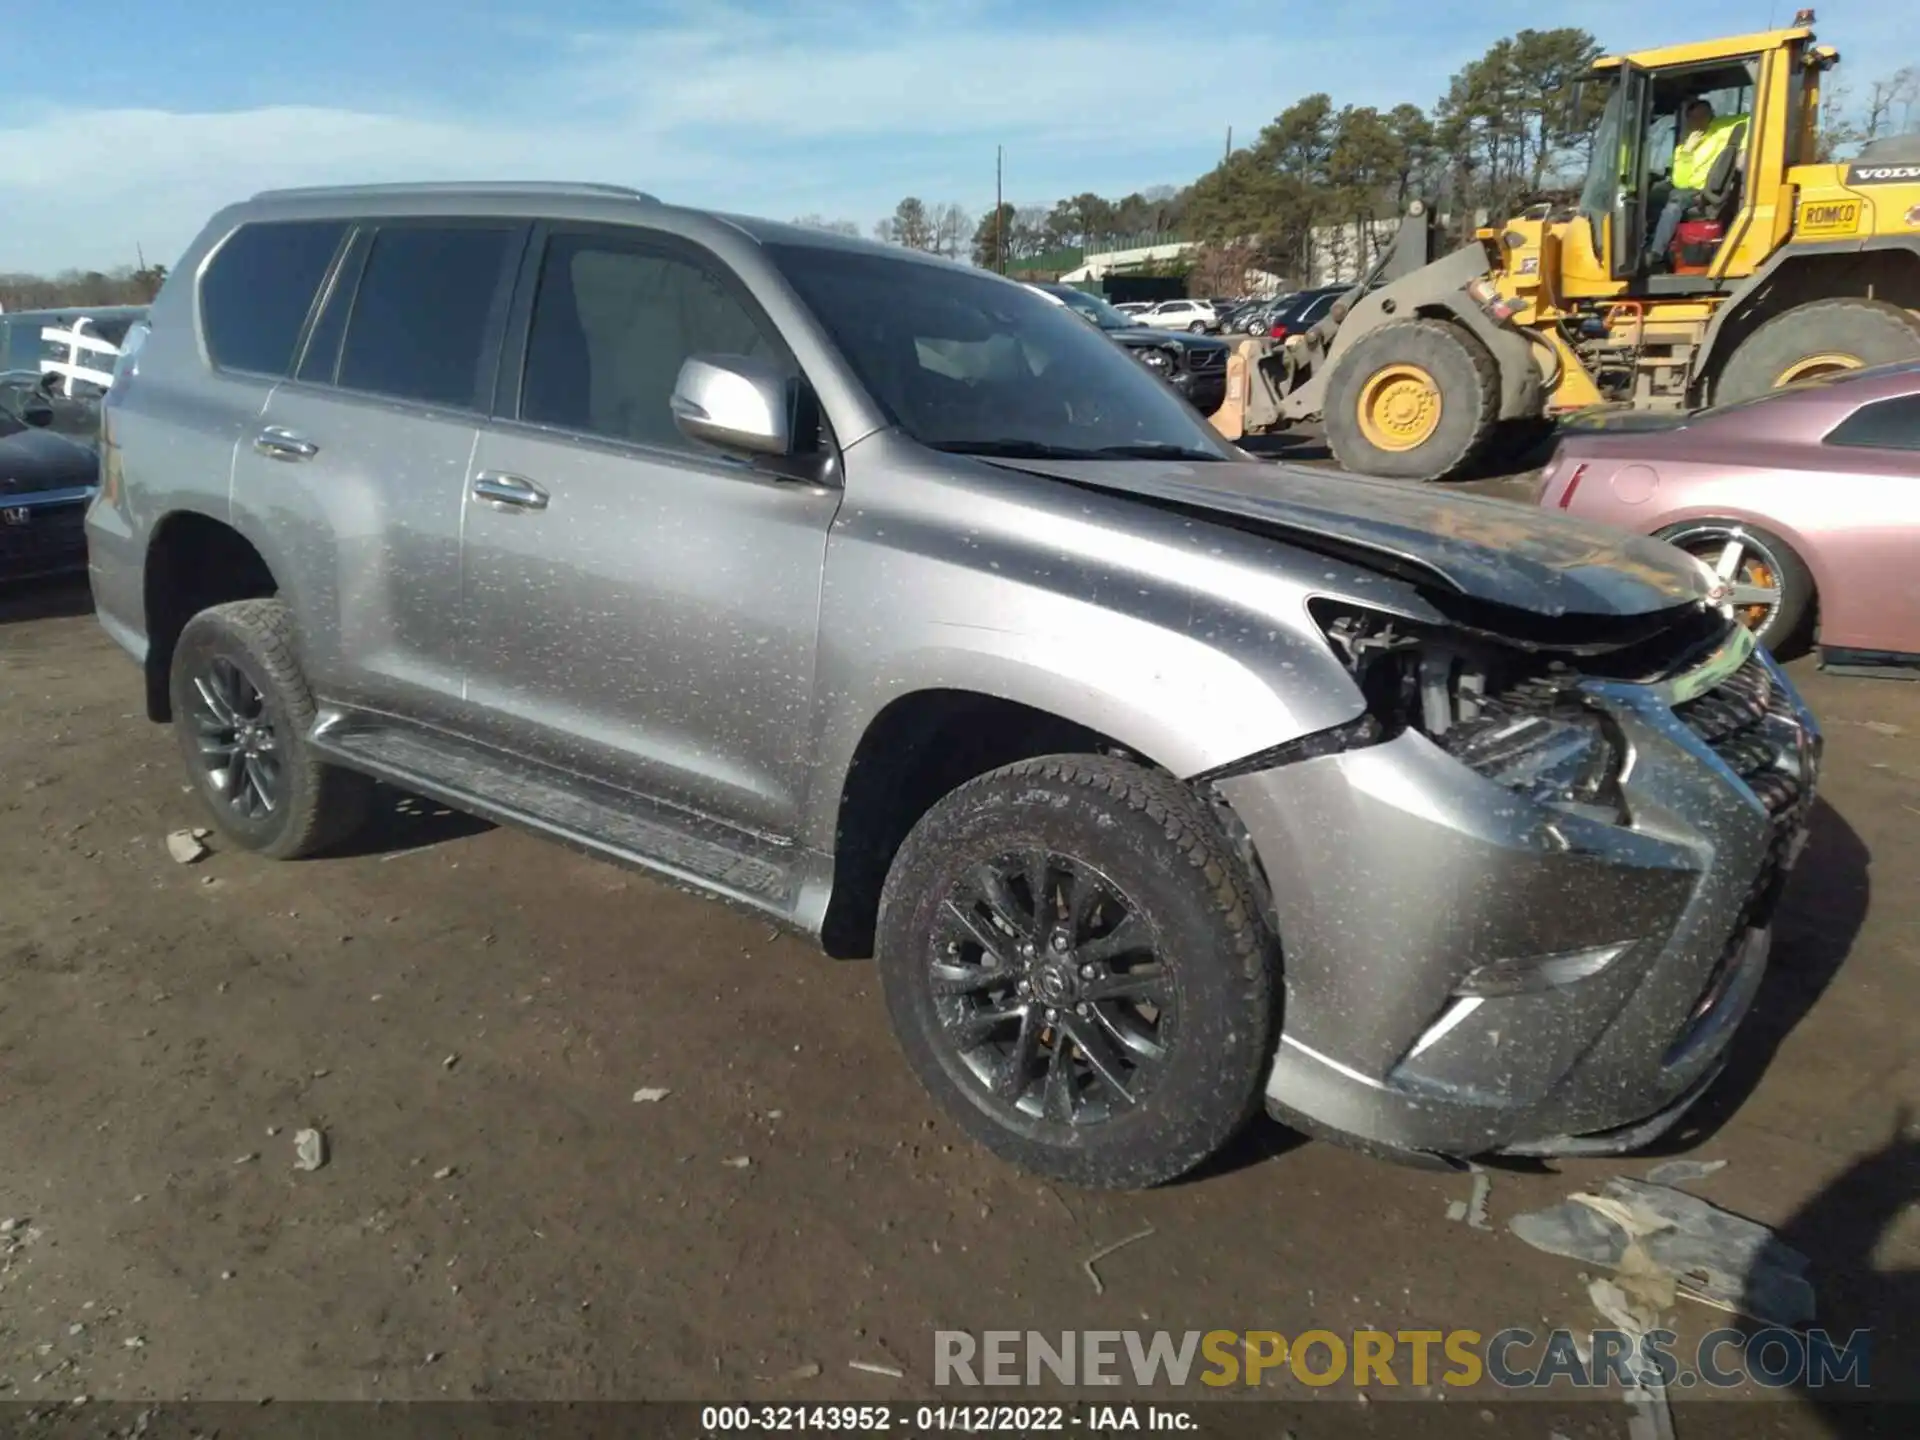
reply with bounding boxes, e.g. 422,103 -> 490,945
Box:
1225,125 -> 1232,162
995,145 -> 1005,274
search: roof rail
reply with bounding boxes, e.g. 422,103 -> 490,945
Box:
249,181 -> 659,203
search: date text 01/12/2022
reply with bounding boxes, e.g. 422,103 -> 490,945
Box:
698,1404 -> 1195,1432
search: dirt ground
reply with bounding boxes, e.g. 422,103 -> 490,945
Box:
2,545 -> 1916,1435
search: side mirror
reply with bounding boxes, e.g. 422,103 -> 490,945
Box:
670,354 -> 793,457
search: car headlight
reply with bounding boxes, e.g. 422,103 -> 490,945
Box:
1309,600 -> 1627,822
1135,348 -> 1172,372
1441,710 -> 1624,818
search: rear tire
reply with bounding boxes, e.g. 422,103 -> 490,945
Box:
169,599 -> 372,859
876,755 -> 1277,1190
1715,297 -> 1920,405
1324,318 -> 1500,481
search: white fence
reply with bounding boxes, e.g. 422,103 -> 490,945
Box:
37,316 -> 122,396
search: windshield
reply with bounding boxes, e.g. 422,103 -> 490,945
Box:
1579,75 -> 1628,235
766,244 -> 1234,461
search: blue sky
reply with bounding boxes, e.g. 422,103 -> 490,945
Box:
1,0 -> 1909,274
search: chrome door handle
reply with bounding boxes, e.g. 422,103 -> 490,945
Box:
472,471 -> 549,511
255,426 -> 318,461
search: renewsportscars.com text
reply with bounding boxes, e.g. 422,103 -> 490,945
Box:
933,1328 -> 1874,1391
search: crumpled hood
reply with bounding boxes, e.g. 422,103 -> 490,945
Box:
1009,457 -> 1715,619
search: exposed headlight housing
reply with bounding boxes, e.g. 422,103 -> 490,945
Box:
1135,347 -> 1173,372
1310,600 -> 1628,822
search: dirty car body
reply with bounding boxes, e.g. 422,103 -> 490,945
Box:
88,183 -> 1821,1186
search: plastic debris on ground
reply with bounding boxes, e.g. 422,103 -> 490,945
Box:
293,1128 -> 329,1172
1508,1174 -> 1814,1327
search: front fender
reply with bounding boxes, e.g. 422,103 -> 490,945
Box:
802,437 -> 1411,852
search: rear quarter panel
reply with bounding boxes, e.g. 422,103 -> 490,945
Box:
87,209 -> 271,659
1545,442 -> 1911,652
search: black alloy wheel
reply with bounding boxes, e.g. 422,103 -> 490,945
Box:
185,653 -> 284,820
931,849 -> 1174,1126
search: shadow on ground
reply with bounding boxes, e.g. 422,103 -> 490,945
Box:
1657,797 -> 1872,1152
0,574 -> 93,624
325,783 -> 495,859
1774,1112 -> 1918,1436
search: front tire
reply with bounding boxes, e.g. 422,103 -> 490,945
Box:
1324,318 -> 1499,481
1715,297 -> 1920,405
1188,321 -> 1208,334
1656,519 -> 1816,655
876,755 -> 1277,1190
169,599 -> 372,859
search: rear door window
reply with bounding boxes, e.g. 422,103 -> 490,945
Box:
335,223 -> 519,409
200,220 -> 349,376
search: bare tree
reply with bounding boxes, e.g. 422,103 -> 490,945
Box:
874,197 -> 936,250
1862,66 -> 1919,141
930,203 -> 973,259
791,215 -> 861,236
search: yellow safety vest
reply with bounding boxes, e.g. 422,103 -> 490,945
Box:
1673,117 -> 1746,190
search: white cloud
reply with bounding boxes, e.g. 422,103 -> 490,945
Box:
2,0 -> 1909,273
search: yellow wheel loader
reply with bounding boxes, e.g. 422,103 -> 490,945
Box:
1220,9 -> 1920,481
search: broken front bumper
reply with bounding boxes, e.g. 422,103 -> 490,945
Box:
1215,640 -> 1821,1163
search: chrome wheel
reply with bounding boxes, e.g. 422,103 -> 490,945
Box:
1667,525 -> 1787,638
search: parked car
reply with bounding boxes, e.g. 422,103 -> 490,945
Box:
1024,282 -> 1230,414
1213,299 -> 1269,334
1538,361 -> 1920,674
1135,298 -> 1217,333
92,183 -> 1820,1190
1,370 -> 101,581
1112,301 -> 1153,317
1260,284 -> 1355,341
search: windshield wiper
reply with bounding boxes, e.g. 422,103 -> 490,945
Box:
1090,443 -> 1226,462
929,440 -> 1226,463
928,440 -> 1106,459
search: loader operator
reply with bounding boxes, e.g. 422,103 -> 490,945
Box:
1647,99 -> 1747,269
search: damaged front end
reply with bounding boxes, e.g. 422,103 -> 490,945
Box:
1209,590 -> 1821,1166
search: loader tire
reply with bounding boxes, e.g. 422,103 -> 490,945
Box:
1324,318 -> 1499,482
1715,297 -> 1920,406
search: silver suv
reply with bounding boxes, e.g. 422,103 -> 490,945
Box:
88,183 -> 1821,1189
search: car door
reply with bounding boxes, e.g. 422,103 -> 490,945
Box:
231,218 -> 525,729
1813,390 -> 1920,654
458,223 -> 842,838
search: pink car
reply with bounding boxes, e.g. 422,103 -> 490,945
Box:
1536,362 -> 1920,677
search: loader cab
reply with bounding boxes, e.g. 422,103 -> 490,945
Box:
1578,58 -> 1759,291
1567,17 -> 1827,301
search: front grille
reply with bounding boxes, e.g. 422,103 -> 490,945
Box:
1186,348 -> 1227,373
1672,656 -> 1801,817
1666,654 -> 1813,1059
0,501 -> 88,569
